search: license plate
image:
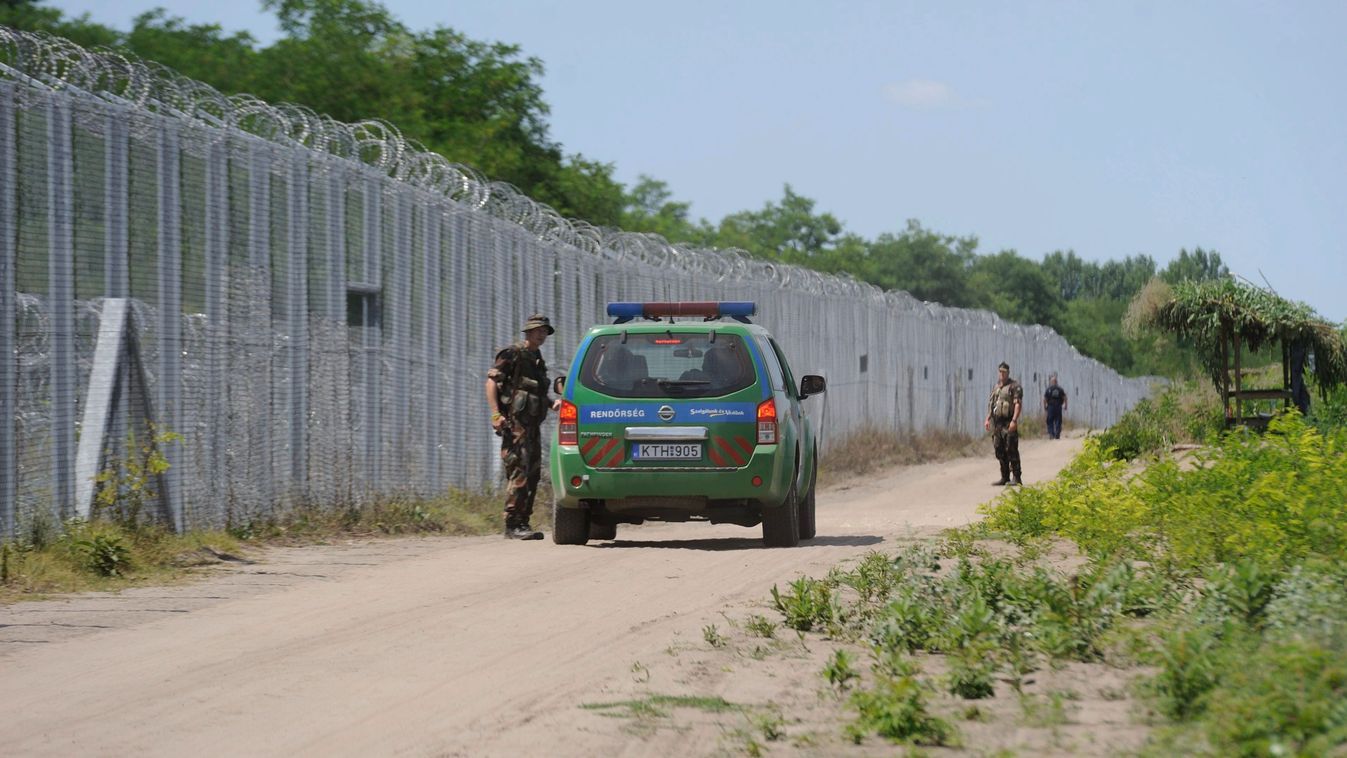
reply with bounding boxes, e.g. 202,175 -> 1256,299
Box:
631,443 -> 702,460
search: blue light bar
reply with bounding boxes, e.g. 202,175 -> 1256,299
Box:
606,302 -> 645,320
606,301 -> 757,323
719,302 -> 756,319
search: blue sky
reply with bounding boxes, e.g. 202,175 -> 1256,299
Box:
48,1 -> 1347,322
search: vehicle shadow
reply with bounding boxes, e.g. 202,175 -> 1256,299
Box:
589,534 -> 884,551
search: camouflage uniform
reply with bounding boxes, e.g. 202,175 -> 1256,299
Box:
988,376 -> 1024,484
488,338 -> 552,534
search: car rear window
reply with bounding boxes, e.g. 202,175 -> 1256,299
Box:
578,332 -> 756,398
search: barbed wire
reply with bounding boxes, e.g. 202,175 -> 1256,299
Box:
0,24 -> 1097,347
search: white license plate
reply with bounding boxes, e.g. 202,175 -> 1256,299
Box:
631,443 -> 702,460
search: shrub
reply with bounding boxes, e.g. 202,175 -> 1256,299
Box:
1148,624 -> 1222,720
1202,638 -> 1347,755
65,520 -> 133,578
1263,563 -> 1347,642
846,672 -> 955,745
771,576 -> 844,633
823,649 -> 859,693
1095,380 -> 1222,460
981,412 -> 1347,571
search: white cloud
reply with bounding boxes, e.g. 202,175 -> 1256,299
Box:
883,79 -> 958,109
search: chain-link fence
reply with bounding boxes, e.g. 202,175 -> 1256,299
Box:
0,28 -> 1154,537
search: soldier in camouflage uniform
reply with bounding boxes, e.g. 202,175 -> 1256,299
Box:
486,314 -> 561,540
983,361 -> 1024,486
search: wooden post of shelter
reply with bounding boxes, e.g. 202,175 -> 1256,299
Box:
1220,321 -> 1231,422
1220,320 -> 1294,430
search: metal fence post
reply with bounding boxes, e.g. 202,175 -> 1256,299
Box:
105,113 -> 129,299
0,81 -> 16,537
361,179 -> 382,492
157,120 -> 183,532
421,204 -> 443,489
247,141 -> 274,510
287,152 -> 309,500
204,133 -> 228,521
48,95 -> 75,524
325,167 -> 345,324
389,192 -> 411,486
104,110 -> 131,483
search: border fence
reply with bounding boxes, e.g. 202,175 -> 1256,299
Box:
0,28 -> 1153,537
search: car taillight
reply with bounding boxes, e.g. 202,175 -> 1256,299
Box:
756,398 -> 777,445
559,400 -> 578,445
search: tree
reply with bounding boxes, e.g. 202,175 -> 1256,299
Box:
1058,297 -> 1134,372
1082,254 -> 1156,300
1161,247 -> 1228,284
534,154 -> 626,228
620,176 -> 714,243
968,250 -> 1064,329
126,10 -> 261,94
0,0 -> 120,47
712,185 -> 844,263
865,220 -> 979,307
1041,249 -> 1087,301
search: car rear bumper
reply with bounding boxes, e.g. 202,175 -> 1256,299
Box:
550,443 -> 790,509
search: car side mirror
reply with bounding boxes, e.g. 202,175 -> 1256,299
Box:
553,376 -> 566,394
799,374 -> 826,399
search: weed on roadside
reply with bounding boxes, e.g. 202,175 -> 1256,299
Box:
582,694 -> 740,719
771,576 -> 844,634
703,624 -> 727,649
846,670 -> 956,746
744,614 -> 776,639
823,649 -> 859,694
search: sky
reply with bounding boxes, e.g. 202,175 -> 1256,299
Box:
46,0 -> 1347,322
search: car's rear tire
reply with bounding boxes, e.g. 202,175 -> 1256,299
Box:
553,503 -> 590,545
588,521 -> 617,541
798,453 -> 817,540
762,471 -> 801,547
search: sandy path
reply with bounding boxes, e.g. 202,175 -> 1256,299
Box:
0,436 -> 1083,757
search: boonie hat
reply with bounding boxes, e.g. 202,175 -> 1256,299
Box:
522,314 -> 555,335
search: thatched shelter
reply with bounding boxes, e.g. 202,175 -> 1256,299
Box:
1131,278 -> 1347,427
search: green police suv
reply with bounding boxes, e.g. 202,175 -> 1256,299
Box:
550,302 -> 826,547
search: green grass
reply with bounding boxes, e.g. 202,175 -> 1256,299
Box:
581,694 -> 743,718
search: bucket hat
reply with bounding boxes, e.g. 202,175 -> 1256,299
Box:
522,314 -> 554,335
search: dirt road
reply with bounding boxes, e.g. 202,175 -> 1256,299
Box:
0,437 -> 1084,756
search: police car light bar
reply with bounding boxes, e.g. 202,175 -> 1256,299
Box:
607,301 -> 756,323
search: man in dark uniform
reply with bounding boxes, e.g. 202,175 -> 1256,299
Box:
485,314 -> 562,540
984,361 -> 1023,486
1043,372 -> 1068,440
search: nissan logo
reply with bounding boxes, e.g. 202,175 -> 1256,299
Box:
658,405 -> 675,422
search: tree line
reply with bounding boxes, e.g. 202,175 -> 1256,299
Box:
2,0 -> 1229,376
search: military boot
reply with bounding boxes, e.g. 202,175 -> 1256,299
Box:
504,518 -> 543,540
991,462 -> 1010,486
1010,463 -> 1023,486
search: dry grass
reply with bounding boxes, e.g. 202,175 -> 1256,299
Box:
1,485 -> 512,604
232,486 -> 508,543
819,425 -> 989,484
0,526 -> 245,603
